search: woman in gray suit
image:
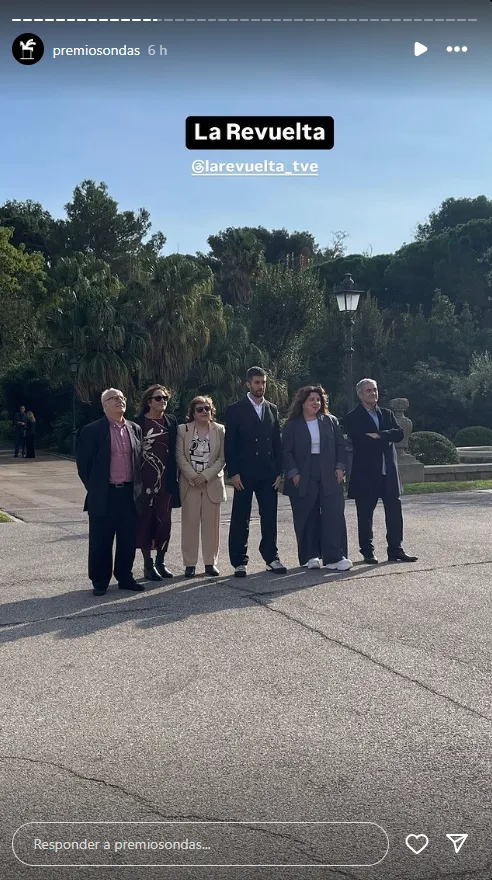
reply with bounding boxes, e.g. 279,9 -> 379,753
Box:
282,385 -> 352,571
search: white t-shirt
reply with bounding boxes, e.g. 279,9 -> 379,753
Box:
247,392 -> 264,419
305,418 -> 320,454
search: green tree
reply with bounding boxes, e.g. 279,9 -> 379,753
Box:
203,227 -> 265,306
41,253 -> 146,403
0,226 -> 48,370
249,263 -> 324,382
0,199 -> 61,263
60,180 -> 166,272
391,361 -> 468,438
353,293 -> 391,384
415,196 -> 492,241
179,305 -> 287,418
143,254 -> 224,388
248,227 -> 317,266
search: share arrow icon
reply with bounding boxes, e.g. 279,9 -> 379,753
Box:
446,834 -> 468,854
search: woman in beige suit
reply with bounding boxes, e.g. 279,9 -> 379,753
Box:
176,396 -> 227,577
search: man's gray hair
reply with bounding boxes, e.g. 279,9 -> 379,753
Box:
356,378 -> 377,396
101,388 -> 123,404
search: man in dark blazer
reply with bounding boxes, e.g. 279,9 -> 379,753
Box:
76,388 -> 144,596
225,367 -> 287,577
343,378 -> 418,565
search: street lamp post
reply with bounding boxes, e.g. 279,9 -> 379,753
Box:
334,273 -> 364,412
70,358 -> 78,456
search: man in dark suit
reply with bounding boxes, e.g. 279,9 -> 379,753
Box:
225,367 -> 287,577
76,388 -> 144,596
343,378 -> 418,565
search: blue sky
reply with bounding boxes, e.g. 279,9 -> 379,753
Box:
2,16 -> 490,258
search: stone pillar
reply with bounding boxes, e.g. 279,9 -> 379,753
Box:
389,398 -> 425,483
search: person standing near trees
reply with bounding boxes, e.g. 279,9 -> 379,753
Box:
282,386 -> 351,570
76,388 -> 144,596
25,411 -> 36,458
225,366 -> 287,577
13,404 -> 27,458
343,378 -> 418,565
176,396 -> 226,577
135,384 -> 180,581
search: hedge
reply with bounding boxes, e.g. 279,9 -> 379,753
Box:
453,426 -> 492,447
409,431 -> 459,465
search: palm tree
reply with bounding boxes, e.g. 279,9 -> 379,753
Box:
181,305 -> 288,418
40,253 -> 147,403
143,254 -> 225,386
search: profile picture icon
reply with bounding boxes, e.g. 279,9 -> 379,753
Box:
12,33 -> 44,64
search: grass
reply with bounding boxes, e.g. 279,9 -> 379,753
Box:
0,511 -> 13,522
403,479 -> 492,494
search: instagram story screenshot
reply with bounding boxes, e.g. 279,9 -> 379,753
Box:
1,0 -> 492,877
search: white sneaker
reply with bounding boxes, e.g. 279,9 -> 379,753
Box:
266,558 -> 287,573
234,565 -> 247,578
307,558 -> 321,569
325,557 -> 353,571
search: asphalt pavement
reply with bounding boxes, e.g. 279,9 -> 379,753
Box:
1,449 -> 492,879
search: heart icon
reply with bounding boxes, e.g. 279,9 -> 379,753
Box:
405,834 -> 429,855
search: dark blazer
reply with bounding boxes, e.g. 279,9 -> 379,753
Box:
342,403 -> 403,500
135,412 -> 180,508
224,397 -> 282,481
76,416 -> 143,516
13,412 -> 27,435
282,414 -> 346,498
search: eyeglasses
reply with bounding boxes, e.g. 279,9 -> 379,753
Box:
106,396 -> 126,403
195,405 -> 211,413
151,395 -> 169,402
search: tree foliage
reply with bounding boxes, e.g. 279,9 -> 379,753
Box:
3,184 -> 492,451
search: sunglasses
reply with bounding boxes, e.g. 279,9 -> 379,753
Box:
106,395 -> 126,403
151,395 -> 169,402
195,405 -> 211,413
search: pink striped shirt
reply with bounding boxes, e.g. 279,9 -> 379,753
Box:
107,417 -> 133,484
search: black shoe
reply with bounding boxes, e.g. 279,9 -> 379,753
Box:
363,555 -> 379,564
118,579 -> 145,591
155,556 -> 174,578
92,583 -> 108,596
205,565 -> 220,576
144,564 -> 163,581
185,566 -> 196,577
388,549 -> 418,562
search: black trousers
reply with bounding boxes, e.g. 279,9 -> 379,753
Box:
290,456 -> 348,565
229,477 -> 278,567
14,433 -> 26,457
88,483 -> 138,586
25,436 -> 35,458
354,476 -> 403,556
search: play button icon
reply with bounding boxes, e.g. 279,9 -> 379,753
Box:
414,42 -> 428,56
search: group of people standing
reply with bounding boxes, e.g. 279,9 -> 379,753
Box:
75,367 -> 417,597
13,405 -> 36,458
